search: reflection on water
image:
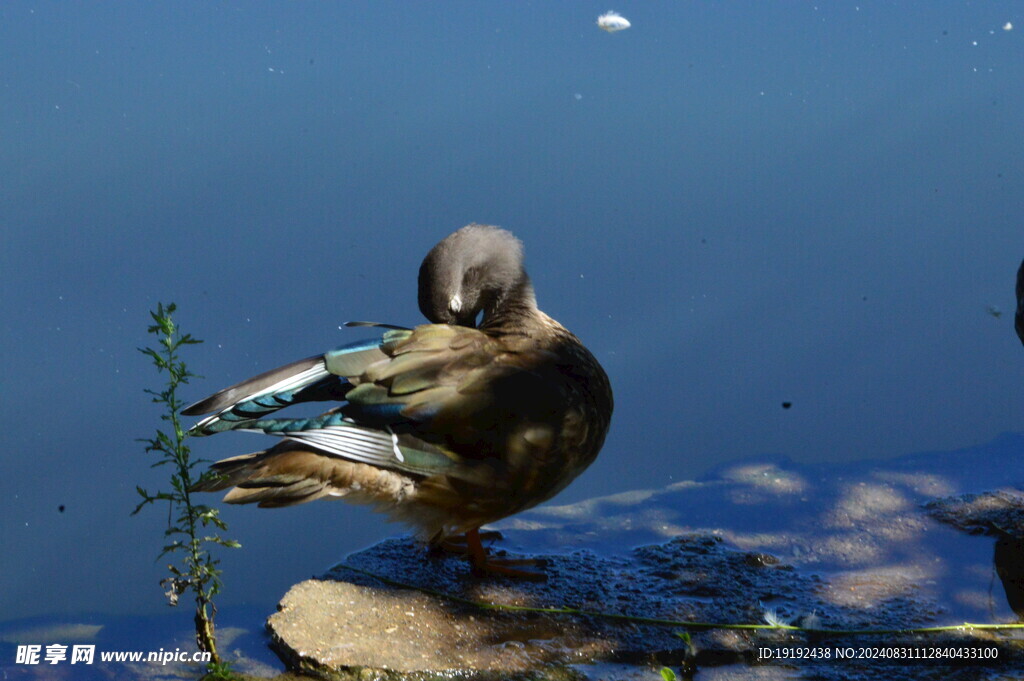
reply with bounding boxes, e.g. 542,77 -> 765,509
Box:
0,605 -> 284,680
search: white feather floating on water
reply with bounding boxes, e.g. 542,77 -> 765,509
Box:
597,11 -> 631,33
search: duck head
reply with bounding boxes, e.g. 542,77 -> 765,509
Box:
418,224 -> 537,327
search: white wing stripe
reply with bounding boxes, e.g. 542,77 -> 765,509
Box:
281,425 -> 401,468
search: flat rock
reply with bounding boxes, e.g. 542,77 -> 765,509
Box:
270,535 -> 807,678
925,490 -> 1024,537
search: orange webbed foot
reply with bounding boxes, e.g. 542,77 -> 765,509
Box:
463,528 -> 547,581
435,529 -> 504,555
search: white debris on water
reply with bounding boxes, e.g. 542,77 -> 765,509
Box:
597,11 -> 630,33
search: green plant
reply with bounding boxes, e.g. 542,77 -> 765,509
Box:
202,660 -> 242,680
134,302 -> 240,670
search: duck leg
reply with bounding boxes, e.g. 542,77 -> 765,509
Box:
463,528 -> 547,581
436,529 -> 504,554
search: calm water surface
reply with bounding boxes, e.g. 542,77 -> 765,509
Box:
2,1 -> 1022,660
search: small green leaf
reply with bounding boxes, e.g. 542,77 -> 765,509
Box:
660,668 -> 677,681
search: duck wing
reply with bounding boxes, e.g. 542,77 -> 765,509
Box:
183,333 -> 399,434
186,322 -> 566,486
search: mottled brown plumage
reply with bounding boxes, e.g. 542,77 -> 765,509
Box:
187,224 -> 613,577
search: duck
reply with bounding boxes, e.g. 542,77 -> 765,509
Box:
185,224 -> 613,578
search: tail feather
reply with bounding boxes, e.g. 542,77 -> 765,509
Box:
189,441 -> 419,511
224,478 -> 329,508
190,447 -> 337,507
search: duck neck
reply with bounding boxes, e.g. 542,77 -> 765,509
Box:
480,276 -> 539,330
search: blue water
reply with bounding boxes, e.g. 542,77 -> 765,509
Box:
2,0 -> 1023,648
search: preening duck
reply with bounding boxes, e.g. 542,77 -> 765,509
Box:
185,224 -> 613,578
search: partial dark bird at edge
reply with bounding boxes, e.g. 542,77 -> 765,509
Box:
1016,258 -> 1024,347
